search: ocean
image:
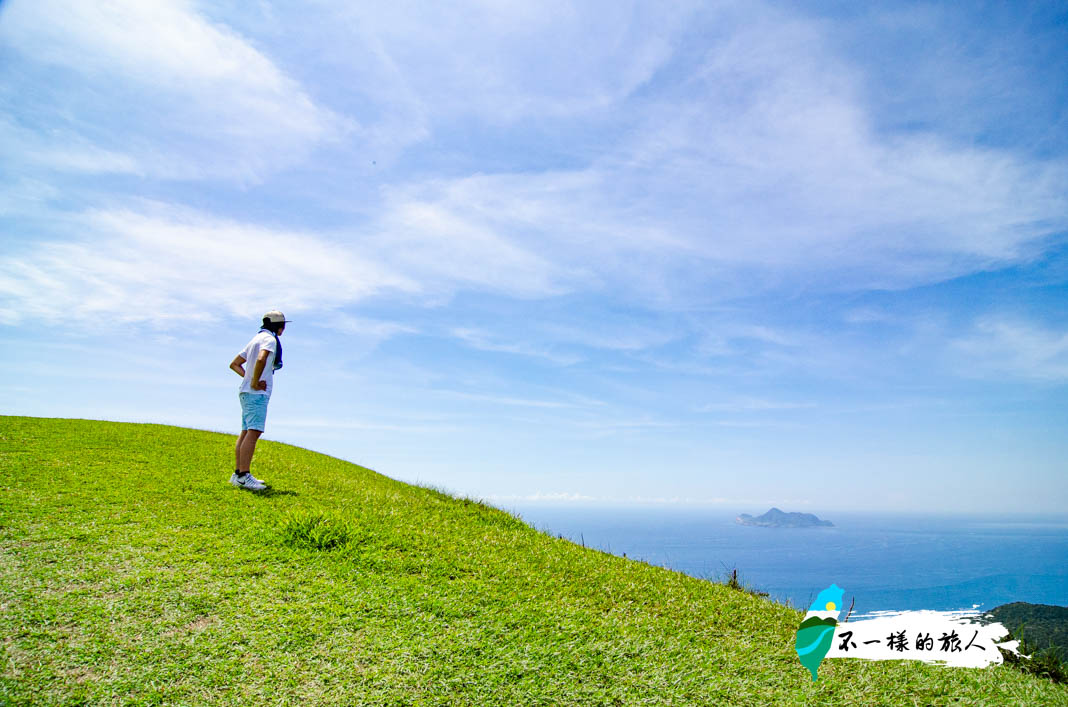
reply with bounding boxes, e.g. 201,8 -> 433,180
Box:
503,505 -> 1068,615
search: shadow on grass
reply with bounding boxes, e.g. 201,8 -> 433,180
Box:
231,486 -> 300,497
256,487 -> 299,497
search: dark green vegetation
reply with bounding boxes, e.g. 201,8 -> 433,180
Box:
2,417 -> 1067,705
987,602 -> 1068,683
987,603 -> 1068,661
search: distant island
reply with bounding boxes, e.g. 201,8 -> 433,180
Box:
736,507 -> 833,528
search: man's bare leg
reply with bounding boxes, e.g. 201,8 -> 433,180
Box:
235,430 -> 248,470
237,429 -> 263,473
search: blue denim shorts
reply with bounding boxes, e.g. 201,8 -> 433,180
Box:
239,392 -> 270,431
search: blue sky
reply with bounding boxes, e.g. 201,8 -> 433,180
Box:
1,1 -> 1066,512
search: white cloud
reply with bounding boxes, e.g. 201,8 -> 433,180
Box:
433,390 -> 581,410
696,398 -> 816,413
0,117 -> 143,176
2,0 -> 1066,352
0,177 -> 61,219
368,171 -> 695,306
575,417 -> 681,432
303,314 -> 419,359
0,197 -> 572,326
328,314 -> 417,341
450,327 -> 582,365
605,7 -> 1068,286
349,3 -> 1068,301
0,0 -> 345,179
271,417 -> 449,433
697,325 -> 801,358
952,318 -> 1068,382
370,193 -> 568,299
843,308 -> 896,325
318,0 -> 692,123
538,320 -> 681,353
0,205 -> 416,326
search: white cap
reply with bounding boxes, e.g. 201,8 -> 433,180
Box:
263,310 -> 291,324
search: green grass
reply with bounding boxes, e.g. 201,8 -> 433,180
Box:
1,416 -> 1066,705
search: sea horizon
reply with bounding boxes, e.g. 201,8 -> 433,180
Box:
499,504 -> 1068,614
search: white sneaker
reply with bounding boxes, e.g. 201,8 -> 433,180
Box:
230,472 -> 266,491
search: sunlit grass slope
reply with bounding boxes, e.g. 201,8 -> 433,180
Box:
2,417 -> 1066,705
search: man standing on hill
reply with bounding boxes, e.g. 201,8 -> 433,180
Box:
228,310 -> 290,490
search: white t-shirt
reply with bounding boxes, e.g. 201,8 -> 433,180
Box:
238,331 -> 278,397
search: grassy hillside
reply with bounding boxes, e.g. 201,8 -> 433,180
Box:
1,416 -> 1066,705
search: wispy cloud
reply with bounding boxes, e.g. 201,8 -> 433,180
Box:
432,389 -> 583,410
273,417 -> 455,434
0,204 -> 416,326
0,197 -> 586,327
3,0 -> 1065,328
450,327 -> 582,366
317,1 -> 692,123
328,314 -> 417,342
538,319 -> 681,353
0,117 -> 141,175
351,3 -> 1068,303
843,308 -> 898,325
697,324 -> 801,358
370,184 -> 577,300
574,417 -> 682,433
0,0 -> 346,179
695,398 -> 816,413
951,317 -> 1068,382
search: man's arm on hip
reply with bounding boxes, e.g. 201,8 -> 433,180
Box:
250,350 -> 269,391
